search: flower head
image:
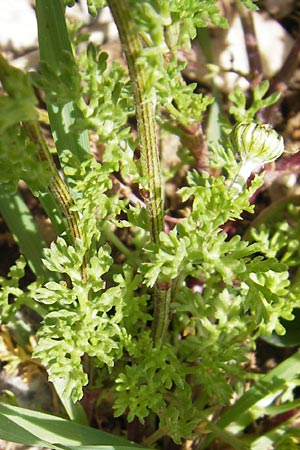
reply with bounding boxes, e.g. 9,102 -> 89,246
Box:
230,122 -> 284,193
231,122 -> 284,167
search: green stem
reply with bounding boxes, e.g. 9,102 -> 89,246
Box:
143,427 -> 167,447
23,121 -> 88,282
107,0 -> 170,346
152,285 -> 171,347
102,224 -> 132,259
107,0 -> 164,242
0,51 -> 87,280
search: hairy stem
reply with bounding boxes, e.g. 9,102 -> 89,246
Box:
107,0 -> 164,242
107,0 -> 170,346
0,52 -> 88,281
23,121 -> 88,281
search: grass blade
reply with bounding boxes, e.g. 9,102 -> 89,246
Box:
0,403 -> 148,450
54,377 -> 89,426
35,0 -> 91,163
0,191 -> 48,278
199,350 -> 300,449
217,350 -> 300,430
0,413 -> 51,448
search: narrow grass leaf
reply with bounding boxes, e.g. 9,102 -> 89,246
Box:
0,412 -> 50,448
54,377 -> 88,426
35,0 -> 90,164
218,350 -> 300,430
0,404 -> 148,449
0,191 -> 47,278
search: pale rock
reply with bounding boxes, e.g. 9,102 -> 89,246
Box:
0,0 -> 37,50
189,10 -> 294,92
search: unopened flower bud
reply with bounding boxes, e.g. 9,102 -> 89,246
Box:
230,122 -> 284,193
231,122 -> 284,166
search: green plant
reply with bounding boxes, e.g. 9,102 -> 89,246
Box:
1,0 -> 300,449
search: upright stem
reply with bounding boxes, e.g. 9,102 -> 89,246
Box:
0,52 -> 88,281
107,0 -> 164,242
23,121 -> 88,282
107,0 -> 170,346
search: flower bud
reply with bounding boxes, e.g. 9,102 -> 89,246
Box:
230,122 -> 284,193
230,122 -> 284,167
